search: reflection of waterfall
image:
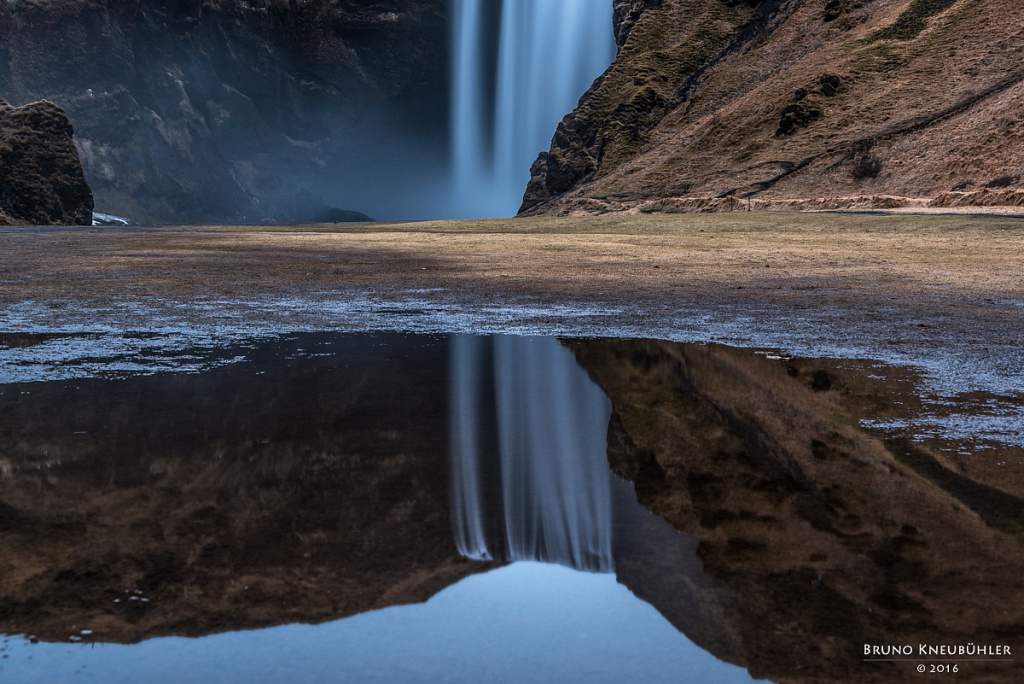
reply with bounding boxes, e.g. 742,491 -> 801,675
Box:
450,0 -> 616,219
450,336 -> 614,572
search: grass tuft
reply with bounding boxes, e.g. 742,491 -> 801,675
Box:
823,0 -> 865,22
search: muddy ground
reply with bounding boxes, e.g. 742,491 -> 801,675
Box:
1,211 -> 1022,393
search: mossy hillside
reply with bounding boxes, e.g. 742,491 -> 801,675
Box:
775,0 -> 992,166
836,0 -> 986,134
776,100 -> 824,136
822,0 -> 866,22
777,74 -> 842,136
726,0 -> 1004,173
522,0 -> 758,211
527,0 -> 1024,213
582,3 -> 755,162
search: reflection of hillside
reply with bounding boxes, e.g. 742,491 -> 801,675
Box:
0,334 -> 494,644
573,340 -> 1024,683
4,333 -> 1023,681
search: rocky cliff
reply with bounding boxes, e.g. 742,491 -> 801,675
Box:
523,0 -> 1024,214
0,0 -> 448,224
0,98 -> 93,225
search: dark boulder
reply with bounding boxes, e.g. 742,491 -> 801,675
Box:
0,98 -> 93,225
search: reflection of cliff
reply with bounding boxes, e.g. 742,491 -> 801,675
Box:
5,333 -> 1024,681
574,340 -> 1024,683
0,334 -> 491,644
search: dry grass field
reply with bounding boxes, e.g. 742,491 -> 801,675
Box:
2,212 -> 1022,395
2,211 -> 1021,308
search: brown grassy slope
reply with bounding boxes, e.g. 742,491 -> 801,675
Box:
523,0 -> 1024,214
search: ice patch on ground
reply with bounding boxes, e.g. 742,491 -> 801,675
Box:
1,293 -> 1021,397
862,407 -> 1024,450
0,328 -> 265,383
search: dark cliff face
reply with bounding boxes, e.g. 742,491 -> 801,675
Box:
0,98 -> 93,225
0,0 -> 449,224
522,0 -> 1024,214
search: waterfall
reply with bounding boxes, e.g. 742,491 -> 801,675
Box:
449,336 -> 614,572
450,0 -> 616,218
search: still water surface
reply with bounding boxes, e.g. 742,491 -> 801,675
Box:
1,563 -> 759,683
0,333 -> 1021,683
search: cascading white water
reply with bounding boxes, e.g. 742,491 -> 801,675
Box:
450,336 -> 614,572
450,0 -> 616,218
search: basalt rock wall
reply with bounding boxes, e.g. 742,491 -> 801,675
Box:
0,0 -> 449,224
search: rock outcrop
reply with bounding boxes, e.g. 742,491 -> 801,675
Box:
522,0 -> 1024,214
0,0 -> 448,224
0,98 -> 93,225
612,0 -> 662,48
